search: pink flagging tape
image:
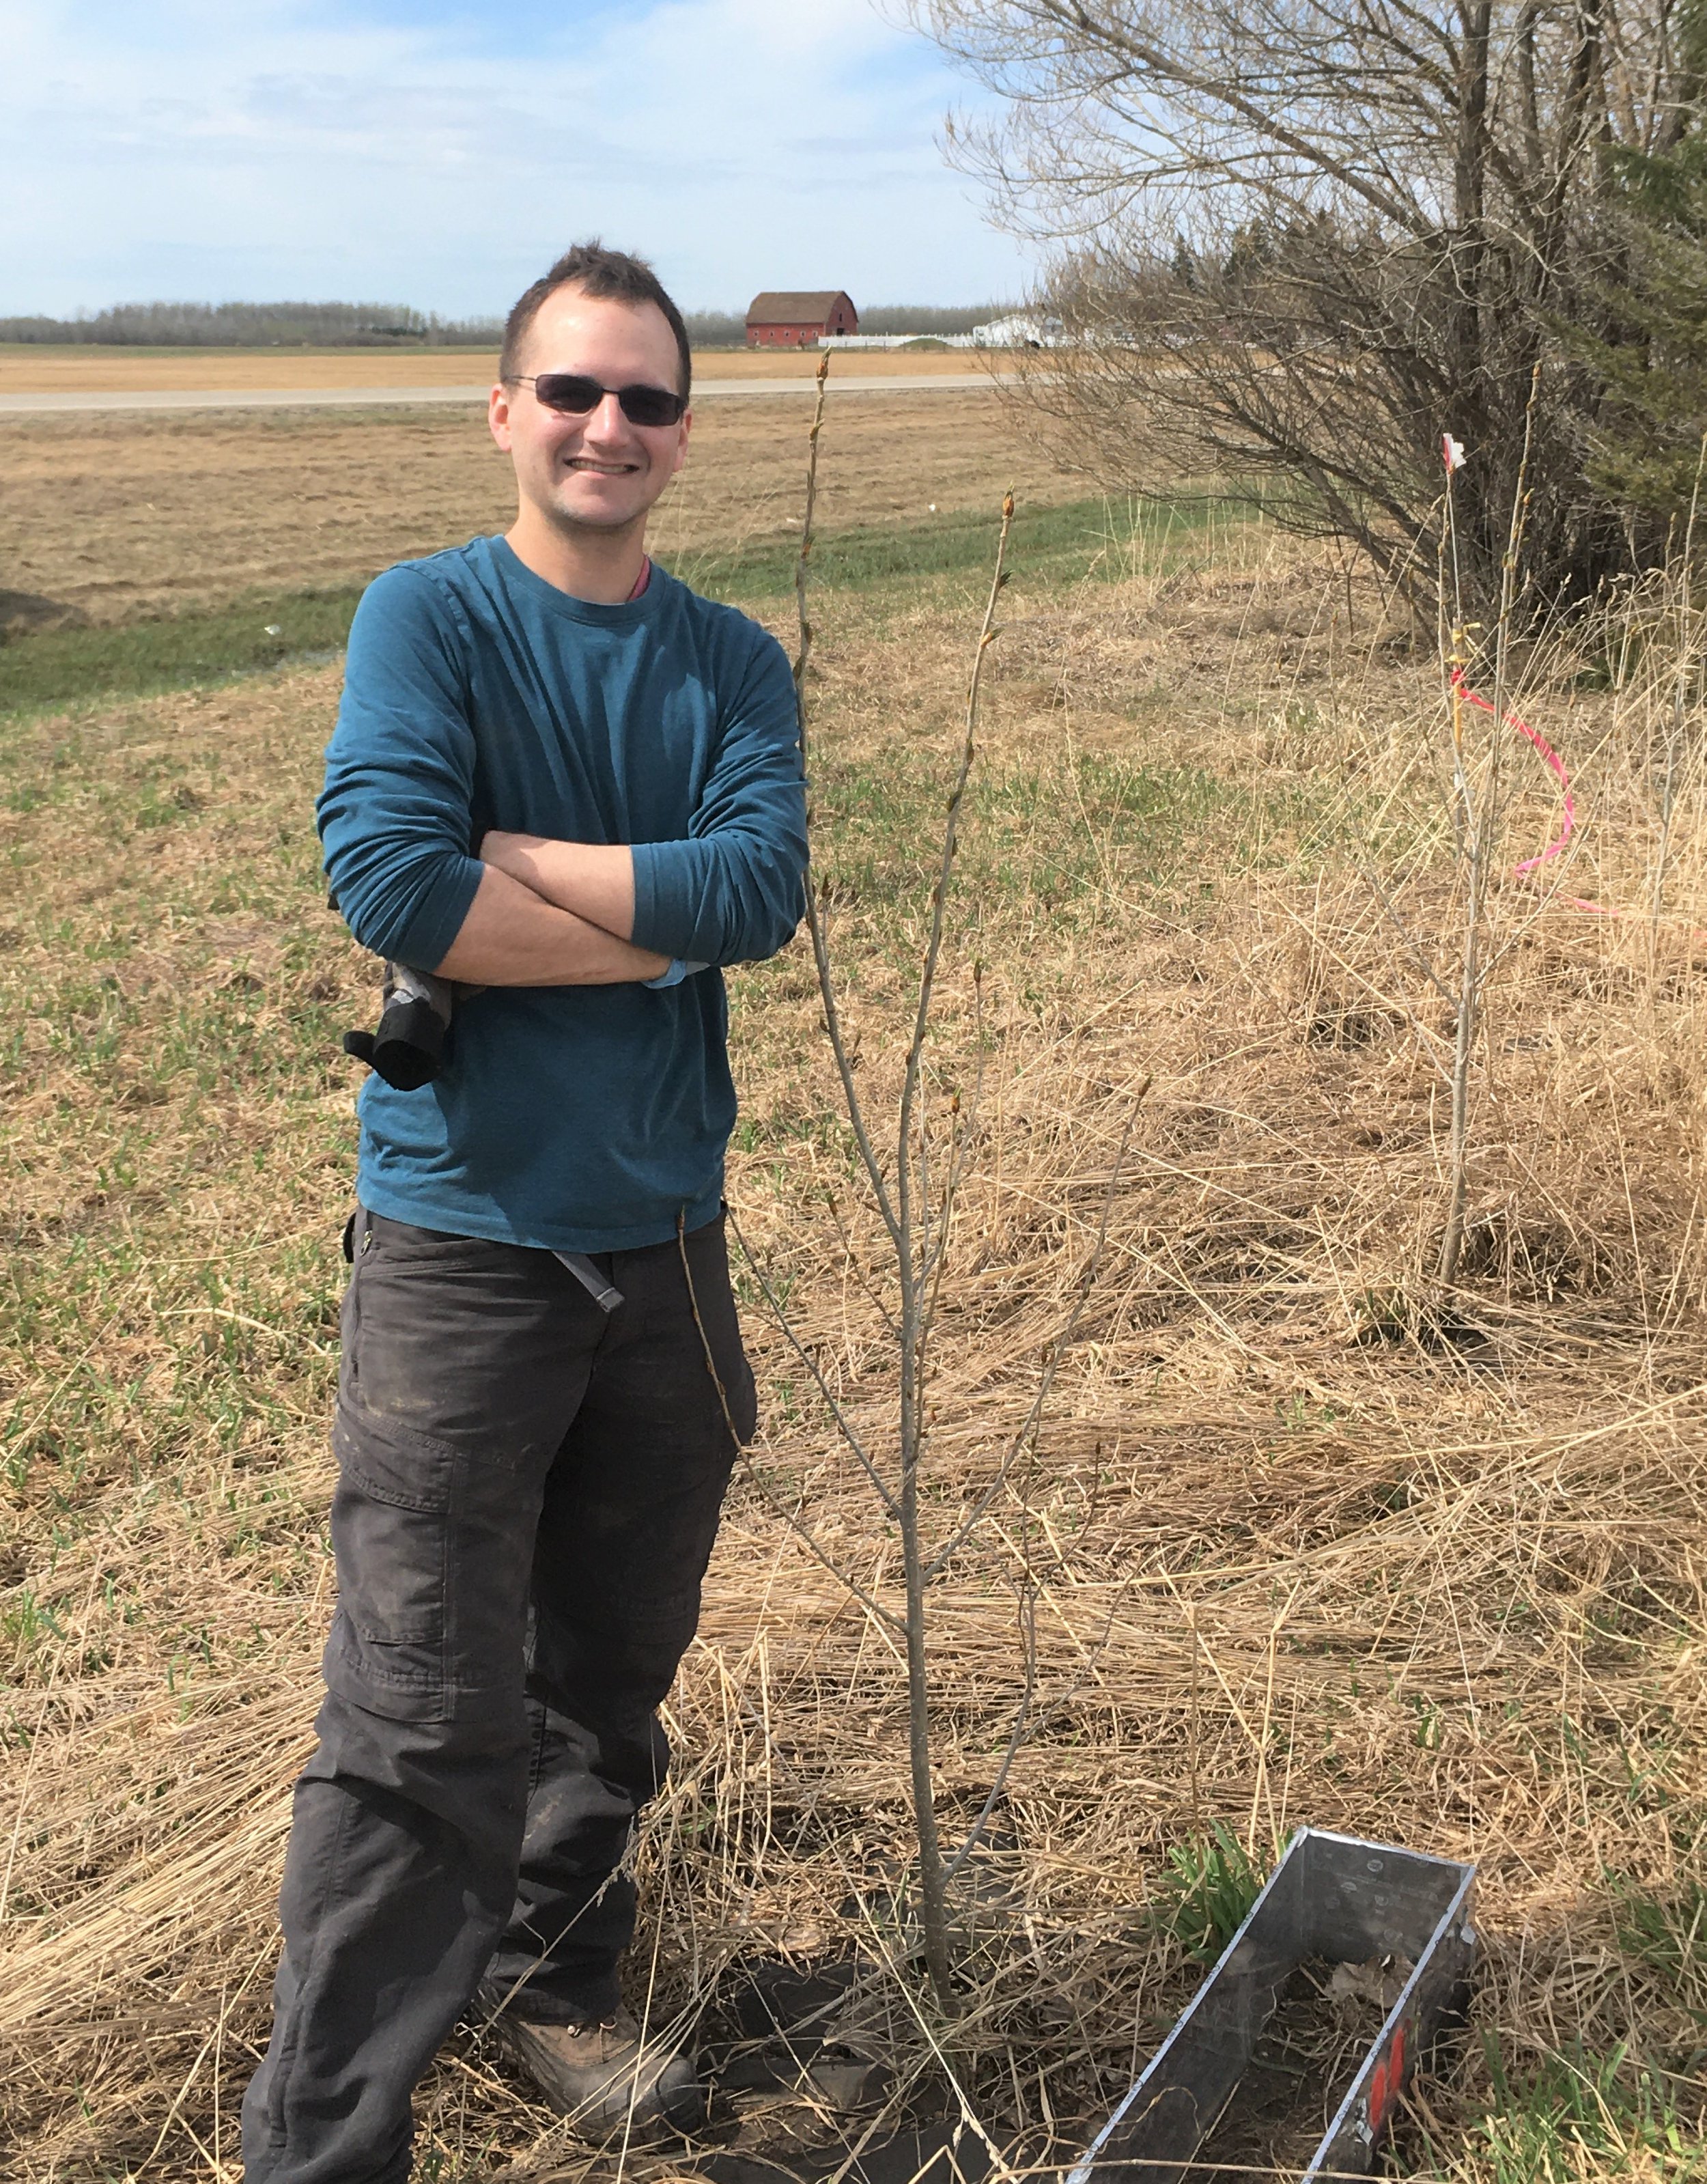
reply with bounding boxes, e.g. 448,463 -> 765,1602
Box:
1439,430 -> 1642,929
1450,667 -> 1622,919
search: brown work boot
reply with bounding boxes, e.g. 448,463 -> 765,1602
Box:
499,2007 -> 704,2138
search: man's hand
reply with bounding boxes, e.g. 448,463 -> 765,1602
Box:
434,863 -> 668,987
480,832 -> 636,940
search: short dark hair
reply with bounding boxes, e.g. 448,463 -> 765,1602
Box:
500,241 -> 692,398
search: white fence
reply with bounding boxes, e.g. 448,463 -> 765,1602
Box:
817,316 -> 1065,352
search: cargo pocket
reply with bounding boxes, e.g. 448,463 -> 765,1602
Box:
729,1352 -> 759,1451
337,1210 -> 370,1408
324,1401 -> 455,1720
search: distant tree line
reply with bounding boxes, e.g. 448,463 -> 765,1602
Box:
0,298 -> 1011,352
856,304 -> 1008,336
681,311 -> 749,349
0,300 -> 503,347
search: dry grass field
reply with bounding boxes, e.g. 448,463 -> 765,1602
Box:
0,380 -> 1704,2184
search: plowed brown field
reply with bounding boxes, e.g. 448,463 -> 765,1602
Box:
1,384 -> 1068,625
0,344 -> 994,395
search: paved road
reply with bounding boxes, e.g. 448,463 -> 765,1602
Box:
0,373 -> 1004,416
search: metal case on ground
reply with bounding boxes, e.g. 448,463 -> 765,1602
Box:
1069,1826 -> 1477,2184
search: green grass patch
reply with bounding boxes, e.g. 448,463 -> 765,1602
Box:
1611,1869 -> 1707,2003
1150,1823 -> 1267,1961
665,492 -> 1249,604
0,586 -> 363,718
808,744 -> 1334,947
0,495 -> 1259,720
1467,2037 -> 1705,2181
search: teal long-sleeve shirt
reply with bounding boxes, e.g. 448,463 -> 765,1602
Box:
318,535 -> 808,1251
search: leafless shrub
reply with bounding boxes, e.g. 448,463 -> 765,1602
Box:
911,0 -> 1699,611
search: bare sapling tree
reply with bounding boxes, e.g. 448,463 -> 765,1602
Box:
733,358 -> 1137,2010
908,0 -> 1704,613
1332,374 -> 1547,1287
1437,373 -> 1545,1283
1302,382 -> 1547,1294
793,352 -> 1010,2007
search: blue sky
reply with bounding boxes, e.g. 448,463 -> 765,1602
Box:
1,0 -> 1034,318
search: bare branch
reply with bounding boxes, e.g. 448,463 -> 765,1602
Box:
925,1080 -> 1148,1582
910,0 -> 1678,611
793,356 -> 906,1250
726,1206 -> 903,1523
941,1587 -> 1036,1886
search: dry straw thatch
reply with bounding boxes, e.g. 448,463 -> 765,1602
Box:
0,490 -> 1703,2179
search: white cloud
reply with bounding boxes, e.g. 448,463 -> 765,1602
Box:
0,0 -> 1032,315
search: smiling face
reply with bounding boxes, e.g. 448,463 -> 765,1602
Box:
489,284 -> 691,544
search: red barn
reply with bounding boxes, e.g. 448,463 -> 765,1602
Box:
744,290 -> 858,348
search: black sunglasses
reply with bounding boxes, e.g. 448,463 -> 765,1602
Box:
506,372 -> 688,427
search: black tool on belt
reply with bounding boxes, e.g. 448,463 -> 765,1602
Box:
335,942 -> 623,1314
341,961 -> 457,1091
328,881 -> 460,1093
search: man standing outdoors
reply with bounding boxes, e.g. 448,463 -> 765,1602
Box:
242,243 -> 808,2183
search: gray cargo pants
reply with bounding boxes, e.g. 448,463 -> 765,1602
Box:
242,1208 -> 754,2184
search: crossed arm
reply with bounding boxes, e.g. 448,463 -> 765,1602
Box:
321,564 -> 808,994
434,835 -> 672,987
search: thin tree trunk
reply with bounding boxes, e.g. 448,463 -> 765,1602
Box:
892,497 -> 1014,2012
1439,372 -> 1540,1286
900,1427 -> 955,2005
791,372 -> 1016,2008
1439,820 -> 1483,1286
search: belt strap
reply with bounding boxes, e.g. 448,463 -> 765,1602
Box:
554,1252 -> 623,1314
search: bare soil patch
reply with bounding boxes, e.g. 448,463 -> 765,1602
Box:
1194,1960 -> 1394,2181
